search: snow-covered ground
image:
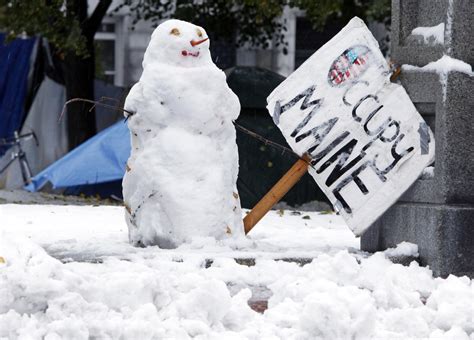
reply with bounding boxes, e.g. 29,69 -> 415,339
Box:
1,204 -> 472,339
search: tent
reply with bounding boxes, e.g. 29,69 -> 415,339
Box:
0,32 -> 129,190
0,76 -> 68,189
25,120 -> 130,192
0,33 -> 37,156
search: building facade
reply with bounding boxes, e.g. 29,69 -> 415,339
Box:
91,2 -> 387,87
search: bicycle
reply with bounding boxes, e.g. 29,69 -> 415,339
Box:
0,131 -> 38,185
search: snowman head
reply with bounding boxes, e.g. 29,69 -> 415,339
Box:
143,19 -> 212,68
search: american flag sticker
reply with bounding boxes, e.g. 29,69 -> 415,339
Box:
328,45 -> 371,87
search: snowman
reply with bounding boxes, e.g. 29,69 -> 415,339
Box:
122,19 -> 244,248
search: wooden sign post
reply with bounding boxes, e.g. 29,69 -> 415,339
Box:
244,155 -> 310,234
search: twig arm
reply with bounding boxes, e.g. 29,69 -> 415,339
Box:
59,98 -> 134,122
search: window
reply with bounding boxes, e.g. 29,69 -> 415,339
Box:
94,18 -> 125,86
295,18 -> 343,69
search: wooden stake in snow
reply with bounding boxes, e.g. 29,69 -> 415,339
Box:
244,154 -> 310,234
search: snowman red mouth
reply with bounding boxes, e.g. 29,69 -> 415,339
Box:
181,50 -> 200,57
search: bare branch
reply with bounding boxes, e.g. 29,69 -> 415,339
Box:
59,98 -> 134,123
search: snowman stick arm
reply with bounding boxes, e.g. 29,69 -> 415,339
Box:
59,98 -> 134,122
243,154 -> 310,234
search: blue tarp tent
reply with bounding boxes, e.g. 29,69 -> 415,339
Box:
26,120 -> 130,192
0,33 -> 36,155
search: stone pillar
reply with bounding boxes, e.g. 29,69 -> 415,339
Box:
361,0 -> 474,277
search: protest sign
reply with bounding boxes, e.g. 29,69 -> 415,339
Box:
267,17 -> 435,235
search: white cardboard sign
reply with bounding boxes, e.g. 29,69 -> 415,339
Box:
267,17 -> 435,235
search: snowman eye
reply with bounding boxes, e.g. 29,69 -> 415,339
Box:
170,28 -> 180,36
196,29 -> 203,38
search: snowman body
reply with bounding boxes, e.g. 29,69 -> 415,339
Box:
123,20 -> 243,248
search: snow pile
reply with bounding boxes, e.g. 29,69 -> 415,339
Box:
402,55 -> 473,75
123,19 -> 243,248
0,232 -> 247,339
1,205 -> 473,339
411,23 -> 445,45
265,252 -> 473,339
384,241 -> 419,258
1,233 -> 472,339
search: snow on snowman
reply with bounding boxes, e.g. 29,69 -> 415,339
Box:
123,19 -> 244,248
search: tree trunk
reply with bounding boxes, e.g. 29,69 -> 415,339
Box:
60,0 -> 112,150
61,39 -> 97,150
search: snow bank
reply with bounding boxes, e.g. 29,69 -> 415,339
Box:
1,235 -> 472,339
1,204 -> 473,339
0,232 -> 250,339
266,252 -> 473,339
411,23 -> 445,45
